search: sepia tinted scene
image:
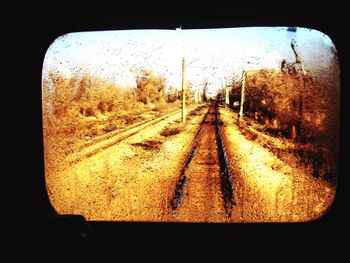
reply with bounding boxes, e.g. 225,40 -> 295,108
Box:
42,27 -> 339,222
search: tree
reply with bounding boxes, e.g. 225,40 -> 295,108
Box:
167,86 -> 180,103
135,69 -> 167,104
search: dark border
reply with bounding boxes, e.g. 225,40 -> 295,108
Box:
21,1 -> 347,260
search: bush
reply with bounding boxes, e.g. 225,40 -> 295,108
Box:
244,68 -> 322,141
135,69 -> 167,104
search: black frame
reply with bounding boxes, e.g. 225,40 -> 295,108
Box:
22,2 -> 347,260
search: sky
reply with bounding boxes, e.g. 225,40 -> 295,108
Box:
42,27 -> 336,95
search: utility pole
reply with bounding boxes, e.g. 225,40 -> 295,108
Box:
194,88 -> 199,103
225,82 -> 230,105
198,86 -> 202,103
238,71 -> 246,121
182,57 -> 186,122
203,80 -> 208,102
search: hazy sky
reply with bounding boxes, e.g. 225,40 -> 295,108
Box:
42,27 -> 335,95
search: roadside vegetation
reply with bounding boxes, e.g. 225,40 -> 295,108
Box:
42,68 -> 196,169
227,65 -> 338,184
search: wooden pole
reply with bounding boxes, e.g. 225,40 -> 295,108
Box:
194,87 -> 199,103
239,71 -> 246,121
225,83 -> 230,105
182,57 -> 186,122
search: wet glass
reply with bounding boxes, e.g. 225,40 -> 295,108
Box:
42,27 -> 339,222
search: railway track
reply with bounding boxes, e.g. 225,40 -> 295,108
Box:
66,104 -> 203,165
170,102 -> 235,220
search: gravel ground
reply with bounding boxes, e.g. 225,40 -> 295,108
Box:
220,106 -> 336,222
45,103 -> 335,222
46,104 -> 208,221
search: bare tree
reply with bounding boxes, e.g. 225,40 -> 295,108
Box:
135,68 -> 167,105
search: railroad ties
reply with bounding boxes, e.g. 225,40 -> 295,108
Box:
170,101 -> 235,219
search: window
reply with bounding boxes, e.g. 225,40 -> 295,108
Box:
42,27 -> 339,222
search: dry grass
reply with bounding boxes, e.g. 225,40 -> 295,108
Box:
230,68 -> 338,184
160,127 -> 182,137
43,71 -> 181,137
42,70 -> 185,169
238,118 -> 336,184
131,140 -> 163,151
